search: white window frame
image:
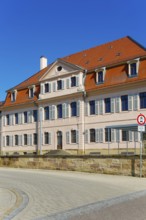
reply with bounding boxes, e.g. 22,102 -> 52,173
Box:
95,67 -> 106,84
11,90 -> 17,102
127,58 -> 140,77
28,85 -> 35,98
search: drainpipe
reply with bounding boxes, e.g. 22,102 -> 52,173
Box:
82,69 -> 87,155
39,107 -> 43,155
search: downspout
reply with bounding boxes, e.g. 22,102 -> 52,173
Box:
82,69 -> 87,154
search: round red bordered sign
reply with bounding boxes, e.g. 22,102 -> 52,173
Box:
137,114 -> 146,125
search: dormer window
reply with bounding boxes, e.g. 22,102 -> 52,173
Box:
11,90 -> 17,102
95,67 -> 106,84
127,58 -> 140,77
29,85 -> 35,98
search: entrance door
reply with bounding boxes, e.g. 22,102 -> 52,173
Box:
57,131 -> 62,149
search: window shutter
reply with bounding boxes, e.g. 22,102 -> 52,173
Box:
66,131 -> 70,144
18,113 -> 22,124
62,103 -> 66,119
66,103 -> 69,118
62,80 -> 65,90
28,111 -> 33,123
99,100 -> 103,115
52,105 -> 55,120
77,101 -> 80,117
49,106 -> 52,120
95,129 -> 99,143
53,82 -> 56,92
3,116 -> 5,126
111,98 -> 115,113
76,76 -> 79,87
99,128 -> 103,143
18,135 -> 22,146
66,78 -> 70,89
95,100 -> 99,115
10,115 -> 12,126
49,83 -> 51,93
133,94 -> 138,111
116,129 -> 120,143
134,131 -> 138,142
84,130 -> 88,143
111,129 -> 115,142
21,135 -> 24,146
85,102 -> 89,116
129,131 -> 133,142
76,130 -> 79,144
48,133 -> 51,145
128,95 -> 133,111
11,136 -> 14,147
3,136 -> 5,147
40,83 -> 44,94
115,97 -> 120,113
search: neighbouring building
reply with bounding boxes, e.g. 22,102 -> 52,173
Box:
1,36 -> 146,155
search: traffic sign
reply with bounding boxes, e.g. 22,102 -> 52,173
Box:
137,114 -> 146,125
138,126 -> 145,132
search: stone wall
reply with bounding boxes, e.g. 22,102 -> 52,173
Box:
0,155 -> 146,177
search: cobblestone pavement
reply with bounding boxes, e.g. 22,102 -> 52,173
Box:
0,168 -> 146,220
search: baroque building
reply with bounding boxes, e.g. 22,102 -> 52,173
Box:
1,36 -> 146,155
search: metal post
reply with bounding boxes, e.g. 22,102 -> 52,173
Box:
108,128 -> 110,155
140,131 -> 143,178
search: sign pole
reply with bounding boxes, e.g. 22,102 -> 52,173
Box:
140,131 -> 143,178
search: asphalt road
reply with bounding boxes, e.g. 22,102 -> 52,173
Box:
0,168 -> 146,220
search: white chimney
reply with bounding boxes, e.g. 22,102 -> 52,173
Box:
40,56 -> 47,70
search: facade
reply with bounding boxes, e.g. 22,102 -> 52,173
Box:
1,36 -> 146,155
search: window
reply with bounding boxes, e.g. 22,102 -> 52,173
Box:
57,104 -> 62,118
89,100 -> 95,115
105,98 -> 111,113
121,95 -> 128,111
71,102 -> 77,116
44,132 -> 49,144
15,135 -> 18,146
24,111 -> 28,123
33,110 -> 37,122
57,80 -> 62,90
11,90 -> 17,102
105,128 -> 111,142
44,106 -> 49,120
6,136 -> 10,146
130,63 -> 137,76
33,133 -> 37,145
6,115 -> 10,125
15,113 -> 18,124
127,59 -> 139,77
96,67 -> 106,84
98,71 -> 103,83
140,92 -> 146,109
122,130 -> 128,141
29,88 -> 34,98
44,83 -> 49,93
71,130 -> 77,143
57,66 -> 62,72
24,134 -> 27,145
90,129 -> 95,142
71,76 -> 76,87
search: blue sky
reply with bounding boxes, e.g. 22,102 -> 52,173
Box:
0,0 -> 146,100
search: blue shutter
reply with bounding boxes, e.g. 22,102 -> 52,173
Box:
77,101 -> 80,117
84,130 -> 88,143
66,131 -> 70,144
128,95 -> 133,111
111,98 -> 115,113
